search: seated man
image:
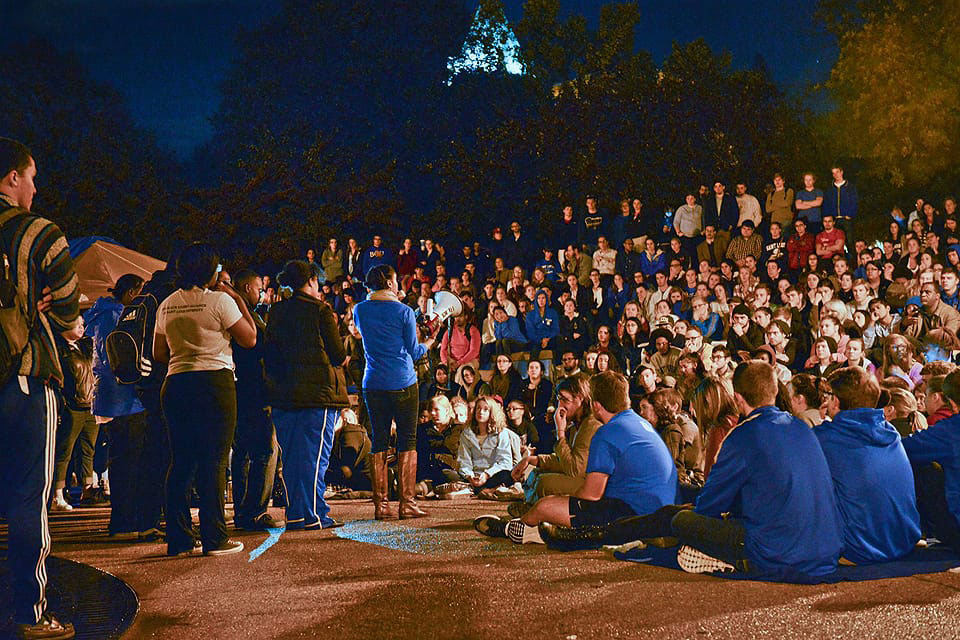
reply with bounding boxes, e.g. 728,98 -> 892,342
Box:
505,374 -> 602,518
475,371 -> 677,544
817,367 -> 921,563
325,409 -> 372,491
670,361 -> 843,576
902,369 -> 960,550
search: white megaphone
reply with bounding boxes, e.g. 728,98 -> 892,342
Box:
420,290 -> 463,334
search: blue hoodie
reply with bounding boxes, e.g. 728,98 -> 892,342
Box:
814,409 -> 921,564
902,412 -> 960,522
695,406 -> 842,577
84,297 -> 144,417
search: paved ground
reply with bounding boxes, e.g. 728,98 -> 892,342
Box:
28,499 -> 960,638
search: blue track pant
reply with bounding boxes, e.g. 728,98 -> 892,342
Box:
273,407 -> 338,528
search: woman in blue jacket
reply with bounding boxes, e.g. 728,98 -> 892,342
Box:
353,265 -> 440,519
85,274 -> 156,538
524,290 -> 559,360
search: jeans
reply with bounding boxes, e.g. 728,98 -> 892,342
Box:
162,369 -> 236,553
136,384 -> 171,530
53,407 -> 98,489
232,405 -> 278,523
671,509 -> 750,572
364,383 -> 419,453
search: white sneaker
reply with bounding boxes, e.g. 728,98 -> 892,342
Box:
505,519 -> 544,544
50,492 -> 73,512
676,545 -> 735,574
440,487 -> 473,500
204,540 -> 244,556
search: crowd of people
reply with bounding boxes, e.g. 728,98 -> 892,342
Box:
5,128 -> 960,638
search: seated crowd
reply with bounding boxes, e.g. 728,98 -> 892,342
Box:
54,169 -> 960,579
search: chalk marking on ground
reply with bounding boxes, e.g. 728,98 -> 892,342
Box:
248,527 -> 286,562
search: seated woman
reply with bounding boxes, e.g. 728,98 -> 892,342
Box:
789,373 -> 824,427
619,318 -> 645,377
647,389 -> 704,496
490,354 -> 523,405
416,396 -> 466,490
689,376 -> 739,480
456,396 -> 515,493
505,400 -> 539,453
457,365 -> 491,405
326,408 -> 372,491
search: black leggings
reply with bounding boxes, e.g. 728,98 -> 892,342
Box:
162,369 -> 236,553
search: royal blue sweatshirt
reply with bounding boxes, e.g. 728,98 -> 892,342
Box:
902,412 -> 960,522
695,406 -> 842,577
814,409 -> 921,564
352,297 -> 426,391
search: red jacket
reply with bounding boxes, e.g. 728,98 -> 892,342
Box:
787,231 -> 816,271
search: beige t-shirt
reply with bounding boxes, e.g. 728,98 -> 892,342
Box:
155,287 -> 243,376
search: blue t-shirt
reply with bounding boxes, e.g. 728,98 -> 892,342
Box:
814,408 -> 921,564
796,188 -> 823,224
586,410 -> 677,515
695,406 -> 842,577
352,298 -> 426,391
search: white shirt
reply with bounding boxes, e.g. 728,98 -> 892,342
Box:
736,194 -> 762,227
156,287 -> 242,376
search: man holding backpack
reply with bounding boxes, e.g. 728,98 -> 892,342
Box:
0,137 -> 79,639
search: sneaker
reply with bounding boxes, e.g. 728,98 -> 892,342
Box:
473,514 -> 508,538
476,488 -> 499,501
108,531 -> 140,542
167,538 -> 202,557
138,527 -> 165,542
676,545 -> 735,574
494,485 -> 524,501
434,481 -> 470,495
204,540 -> 244,556
242,513 -> 285,530
50,492 -> 73,512
304,518 -> 344,530
16,613 -> 75,639
78,486 -> 110,507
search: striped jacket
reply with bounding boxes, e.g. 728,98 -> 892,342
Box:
0,194 -> 80,386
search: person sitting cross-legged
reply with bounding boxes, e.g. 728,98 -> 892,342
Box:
474,371 -> 677,544
817,367 -> 921,564
669,360 -> 843,576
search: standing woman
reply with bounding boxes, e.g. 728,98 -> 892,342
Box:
264,260 -> 349,530
353,265 -> 440,520
154,243 -> 257,556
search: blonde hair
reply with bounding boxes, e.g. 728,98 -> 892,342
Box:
471,396 -> 506,435
428,395 -> 454,426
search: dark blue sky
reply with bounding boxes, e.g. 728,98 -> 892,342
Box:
12,1 -> 835,158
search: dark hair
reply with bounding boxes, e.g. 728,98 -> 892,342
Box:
365,264 -> 396,291
826,366 -> 880,410
589,370 -> 630,414
0,137 -> 32,178
279,260 -> 320,290
233,269 -> 260,289
176,242 -> 220,290
108,274 -> 144,300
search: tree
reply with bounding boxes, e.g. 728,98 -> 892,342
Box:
821,0 -> 960,187
0,40 -> 179,252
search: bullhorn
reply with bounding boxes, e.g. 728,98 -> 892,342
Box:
420,290 -> 463,333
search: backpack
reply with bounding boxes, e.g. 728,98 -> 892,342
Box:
0,206 -> 32,386
105,292 -> 159,384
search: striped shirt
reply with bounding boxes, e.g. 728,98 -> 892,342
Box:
0,193 -> 80,386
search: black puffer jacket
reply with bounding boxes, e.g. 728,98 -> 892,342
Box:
264,292 -> 348,409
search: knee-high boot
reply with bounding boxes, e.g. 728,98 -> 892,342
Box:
370,451 -> 394,520
397,450 -> 428,520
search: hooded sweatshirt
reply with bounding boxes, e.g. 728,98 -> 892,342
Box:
814,409 -> 921,564
84,296 -> 144,417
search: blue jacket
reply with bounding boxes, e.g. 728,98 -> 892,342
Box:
695,406 -> 842,577
639,251 -> 666,278
534,258 -> 561,283
902,412 -> 960,522
352,297 -> 426,391
494,315 -> 526,343
814,409 -> 921,564
524,307 -> 559,343
84,297 -> 143,417
692,312 -> 723,341
822,181 -> 859,220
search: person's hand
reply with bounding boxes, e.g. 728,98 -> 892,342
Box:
511,457 -> 531,481
732,321 -> 746,336
37,286 -> 52,314
216,281 -> 242,302
554,405 -> 568,439
573,332 -> 581,340
541,338 -> 549,348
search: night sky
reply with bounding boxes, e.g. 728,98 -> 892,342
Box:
11,0 -> 836,158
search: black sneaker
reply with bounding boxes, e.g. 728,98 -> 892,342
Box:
167,538 -> 202,557
204,539 -> 244,556
237,513 -> 285,531
473,514 -> 508,538
16,613 -> 75,639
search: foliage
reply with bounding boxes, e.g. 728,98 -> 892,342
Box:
0,40 -> 179,254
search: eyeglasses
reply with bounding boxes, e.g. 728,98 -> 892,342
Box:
508,407 -> 524,412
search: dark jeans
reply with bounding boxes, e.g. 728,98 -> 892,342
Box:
105,412 -> 159,534
472,469 -> 514,492
364,383 -> 419,453
162,369 -> 237,553
528,337 -> 556,362
232,405 -> 278,522
136,384 -> 171,526
671,509 -> 750,572
54,407 -> 98,489
914,463 -> 960,550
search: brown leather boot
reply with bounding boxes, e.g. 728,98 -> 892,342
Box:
370,451 -> 394,520
397,450 -> 428,519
